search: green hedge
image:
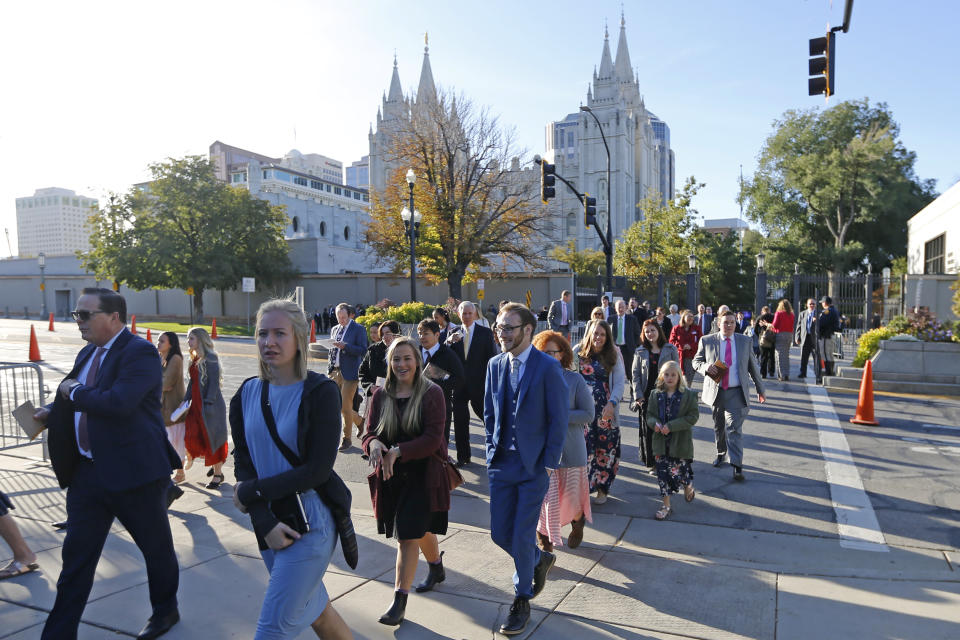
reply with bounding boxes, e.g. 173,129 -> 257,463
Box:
852,327 -> 894,367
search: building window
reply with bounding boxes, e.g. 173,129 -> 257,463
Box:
294,176 -> 308,186
924,234 -> 945,274
310,180 -> 322,190
319,221 -> 326,237
334,187 -> 342,195
343,226 -> 350,241
292,216 -> 300,232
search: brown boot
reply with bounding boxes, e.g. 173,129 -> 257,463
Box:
536,531 -> 553,553
567,514 -> 586,549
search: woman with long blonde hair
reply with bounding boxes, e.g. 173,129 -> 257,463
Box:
575,320 -> 625,505
184,326 -> 229,488
362,337 -> 451,626
229,298 -> 353,639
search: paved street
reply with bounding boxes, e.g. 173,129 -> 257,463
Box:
1,318 -> 959,639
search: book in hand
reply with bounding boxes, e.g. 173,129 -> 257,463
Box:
423,362 -> 451,381
707,359 -> 729,384
13,400 -> 46,440
170,399 -> 191,423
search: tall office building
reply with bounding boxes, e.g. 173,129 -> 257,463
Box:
16,187 -> 98,257
346,156 -> 370,189
543,16 -> 675,255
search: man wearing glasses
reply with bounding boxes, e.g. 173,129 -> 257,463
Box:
795,298 -> 819,379
33,288 -> 181,639
693,309 -> 766,481
484,303 -> 568,635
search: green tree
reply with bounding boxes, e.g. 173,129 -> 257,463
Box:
549,239 -> 605,275
741,99 -> 936,284
84,156 -> 294,320
690,227 -> 753,308
614,177 -> 703,289
365,89 -> 547,299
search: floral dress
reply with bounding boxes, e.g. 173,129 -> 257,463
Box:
581,356 -> 620,494
655,392 -> 694,497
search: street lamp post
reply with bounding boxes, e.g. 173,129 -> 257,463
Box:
38,252 -> 47,319
400,169 -> 421,302
755,252 -> 767,316
579,106 -> 613,293
686,254 -> 698,312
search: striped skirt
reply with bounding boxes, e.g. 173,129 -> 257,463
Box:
537,466 -> 592,548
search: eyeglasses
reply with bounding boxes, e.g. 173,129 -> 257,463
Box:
543,349 -> 563,356
70,310 -> 107,321
493,323 -> 521,334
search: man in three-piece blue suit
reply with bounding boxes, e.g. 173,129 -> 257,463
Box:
484,303 -> 568,636
34,288 -> 180,639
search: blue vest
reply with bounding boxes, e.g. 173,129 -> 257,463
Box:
500,368 -> 520,450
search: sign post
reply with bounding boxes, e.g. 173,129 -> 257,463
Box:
477,279 -> 485,302
242,278 -> 256,332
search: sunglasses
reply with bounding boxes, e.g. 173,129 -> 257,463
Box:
70,310 -> 108,321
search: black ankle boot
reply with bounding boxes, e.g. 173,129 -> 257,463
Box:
415,551 -> 445,593
378,591 -> 407,626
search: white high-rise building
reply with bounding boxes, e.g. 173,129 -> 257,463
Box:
16,187 -> 98,257
544,16 -> 675,254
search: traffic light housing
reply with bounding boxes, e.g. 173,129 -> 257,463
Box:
584,194 -> 597,228
808,32 -> 836,97
540,161 -> 556,203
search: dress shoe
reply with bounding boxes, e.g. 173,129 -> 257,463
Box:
567,514 -> 586,549
338,438 -> 351,452
52,521 -> 67,530
499,596 -> 530,635
532,550 -> 556,597
455,459 -> 471,468
166,485 -> 184,509
378,590 -> 407,626
733,466 -> 745,481
713,454 -> 726,467
591,490 -> 608,505
136,609 -> 179,639
415,551 -> 445,592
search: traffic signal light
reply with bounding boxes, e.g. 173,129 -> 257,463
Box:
584,194 -> 597,228
540,161 -> 556,203
808,32 -> 836,97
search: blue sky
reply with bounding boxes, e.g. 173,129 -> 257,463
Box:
2,0 -> 957,256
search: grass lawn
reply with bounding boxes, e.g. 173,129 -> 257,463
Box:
136,321 -> 253,337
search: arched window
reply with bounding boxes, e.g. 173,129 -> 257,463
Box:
291,216 -> 300,232
566,212 -> 576,236
319,221 -> 326,237
344,226 -> 350,241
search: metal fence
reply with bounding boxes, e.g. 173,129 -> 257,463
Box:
764,272 -> 882,330
1,362 -> 48,454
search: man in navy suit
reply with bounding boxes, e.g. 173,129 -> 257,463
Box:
34,288 -> 180,639
484,303 -> 568,635
327,302 -> 368,450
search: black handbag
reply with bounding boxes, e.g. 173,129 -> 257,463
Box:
260,382 -> 310,534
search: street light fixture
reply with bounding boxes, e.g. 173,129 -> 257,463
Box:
38,252 -> 47,319
401,169 -> 421,302
580,105 -> 613,293
688,254 -> 697,271
686,254 -> 698,312
756,252 -> 766,272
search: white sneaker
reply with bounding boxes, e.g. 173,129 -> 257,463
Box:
591,491 -> 608,505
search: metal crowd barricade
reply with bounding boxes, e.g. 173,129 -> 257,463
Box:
0,362 -> 49,457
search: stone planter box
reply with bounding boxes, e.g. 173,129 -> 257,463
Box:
872,339 -> 960,378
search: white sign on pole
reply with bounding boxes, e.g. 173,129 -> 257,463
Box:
477,279 -> 485,290
242,277 -> 256,293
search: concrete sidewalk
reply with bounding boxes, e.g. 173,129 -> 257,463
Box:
2,372 -> 960,638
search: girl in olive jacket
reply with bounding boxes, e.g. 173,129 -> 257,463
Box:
645,360 -> 700,521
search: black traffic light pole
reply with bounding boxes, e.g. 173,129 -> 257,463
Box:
534,155 -> 612,278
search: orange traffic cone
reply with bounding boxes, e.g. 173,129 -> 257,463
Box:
849,360 -> 879,426
28,325 -> 42,362
48,312 -> 55,332
309,319 -> 317,344
130,314 -> 137,334
146,328 -> 152,342
211,318 -> 218,339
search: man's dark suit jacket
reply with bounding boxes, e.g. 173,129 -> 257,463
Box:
611,312 -> 641,353
46,328 -> 174,491
450,323 -> 497,410
423,343 -> 465,410
328,320 -> 368,381
631,307 -> 648,324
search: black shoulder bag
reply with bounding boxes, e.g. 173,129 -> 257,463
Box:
260,381 -> 310,535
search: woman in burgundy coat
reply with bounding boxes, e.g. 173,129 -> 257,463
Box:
363,337 -> 451,627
